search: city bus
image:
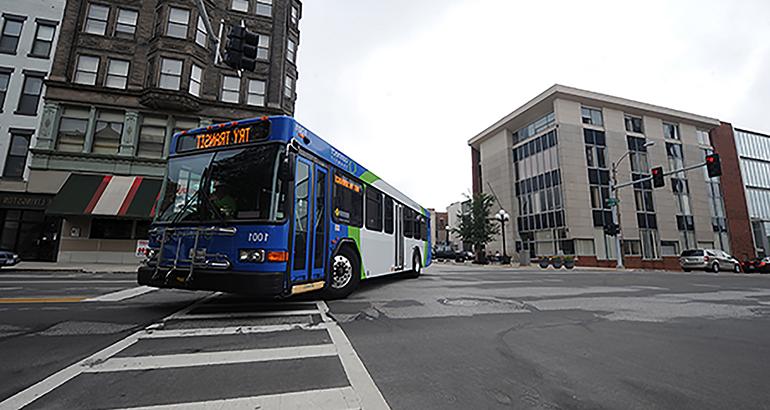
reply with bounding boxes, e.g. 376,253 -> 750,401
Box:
138,116 -> 431,298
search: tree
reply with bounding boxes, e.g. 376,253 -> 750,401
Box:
453,192 -> 499,263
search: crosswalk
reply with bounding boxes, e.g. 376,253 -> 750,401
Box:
0,294 -> 390,410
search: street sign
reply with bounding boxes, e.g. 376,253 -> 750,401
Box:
605,198 -> 619,207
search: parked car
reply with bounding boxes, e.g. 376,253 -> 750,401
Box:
0,250 -> 20,268
679,249 -> 741,273
743,257 -> 770,274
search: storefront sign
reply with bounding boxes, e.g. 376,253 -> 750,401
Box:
136,240 -> 150,257
0,193 -> 52,210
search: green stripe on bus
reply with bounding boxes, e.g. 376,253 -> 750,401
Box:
360,171 -> 380,185
349,226 -> 366,279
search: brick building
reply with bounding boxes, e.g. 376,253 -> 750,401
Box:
23,0 -> 302,263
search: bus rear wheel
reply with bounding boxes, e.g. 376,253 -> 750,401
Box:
324,247 -> 360,299
407,251 -> 422,278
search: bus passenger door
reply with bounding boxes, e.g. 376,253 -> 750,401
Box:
290,157 -> 314,283
309,166 -> 328,281
395,203 -> 404,270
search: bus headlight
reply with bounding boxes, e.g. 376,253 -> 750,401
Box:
239,249 -> 265,263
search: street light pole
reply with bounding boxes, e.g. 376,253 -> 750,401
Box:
610,140 -> 655,270
496,209 -> 510,263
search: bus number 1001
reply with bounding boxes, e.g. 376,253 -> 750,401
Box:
248,232 -> 270,242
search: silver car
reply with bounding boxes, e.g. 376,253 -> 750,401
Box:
679,249 -> 741,273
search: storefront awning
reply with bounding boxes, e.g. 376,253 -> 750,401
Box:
46,174 -> 163,219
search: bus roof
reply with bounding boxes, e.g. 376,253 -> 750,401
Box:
169,116 -> 429,216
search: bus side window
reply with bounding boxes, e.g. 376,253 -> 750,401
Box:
365,186 -> 383,232
332,171 -> 363,227
383,196 -> 394,234
404,208 -> 413,238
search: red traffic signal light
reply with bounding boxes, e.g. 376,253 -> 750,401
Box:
651,166 -> 665,188
705,153 -> 722,178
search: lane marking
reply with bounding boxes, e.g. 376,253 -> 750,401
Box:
317,301 -> 391,410
85,344 -> 338,373
169,309 -> 321,320
84,286 -> 157,302
0,297 -> 86,304
0,295 -> 213,410
112,387 -> 361,410
140,323 -> 329,339
0,332 -> 141,410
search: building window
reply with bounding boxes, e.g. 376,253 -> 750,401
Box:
256,0 -> 273,17
57,106 -> 90,152
16,73 -> 44,115
159,58 -> 183,90
247,79 -> 265,106
189,64 -> 202,97
90,218 -> 134,239
221,75 -> 240,103
195,16 -> 207,47
581,106 -> 603,127
0,16 -> 23,54
622,240 -> 642,256
696,129 -> 711,146
287,38 -> 296,63
137,115 -> 167,158
167,7 -> 190,39
640,229 -> 659,260
115,8 -> 138,36
92,110 -> 124,154
255,34 -> 270,60
663,122 -> 680,140
3,131 -> 31,178
231,0 -> 249,12
290,4 -> 299,25
624,115 -> 643,133
0,70 -> 9,111
30,23 -> 56,58
627,136 -> 650,173
105,59 -> 129,89
85,3 -> 109,36
74,55 -> 99,85
284,75 -> 294,100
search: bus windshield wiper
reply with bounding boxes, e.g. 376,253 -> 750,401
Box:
170,189 -> 201,225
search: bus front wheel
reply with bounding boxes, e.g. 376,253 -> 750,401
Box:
324,247 -> 360,299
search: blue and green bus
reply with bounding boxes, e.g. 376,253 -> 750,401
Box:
138,116 -> 431,298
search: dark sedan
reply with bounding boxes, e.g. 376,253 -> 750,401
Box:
743,257 -> 770,273
0,250 -> 20,268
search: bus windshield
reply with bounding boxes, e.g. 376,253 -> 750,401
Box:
156,144 -> 287,223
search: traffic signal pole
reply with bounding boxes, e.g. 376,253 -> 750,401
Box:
195,0 -> 224,64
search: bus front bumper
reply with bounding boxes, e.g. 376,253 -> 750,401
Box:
137,266 -> 286,297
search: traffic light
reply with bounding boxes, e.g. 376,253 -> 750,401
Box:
223,26 -> 260,71
705,153 -> 722,178
651,166 -> 665,188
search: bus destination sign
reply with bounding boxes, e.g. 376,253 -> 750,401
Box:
177,121 -> 270,153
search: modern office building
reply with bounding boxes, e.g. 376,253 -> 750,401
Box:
24,0 -> 302,263
468,85 -> 748,269
0,0 -> 66,261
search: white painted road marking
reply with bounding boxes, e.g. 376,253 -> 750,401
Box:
140,322 -> 329,339
169,309 -> 321,320
112,387 -> 361,410
317,301 -> 391,410
84,286 -> 157,302
85,344 -> 338,372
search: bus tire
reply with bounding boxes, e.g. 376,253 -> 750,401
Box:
324,246 -> 360,299
407,250 -> 422,278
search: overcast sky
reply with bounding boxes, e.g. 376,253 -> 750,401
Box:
294,0 -> 770,212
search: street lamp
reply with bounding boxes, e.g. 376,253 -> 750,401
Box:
610,140 -> 655,269
495,209 -> 510,263
444,225 -> 452,246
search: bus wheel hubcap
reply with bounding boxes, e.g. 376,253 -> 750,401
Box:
332,255 -> 353,289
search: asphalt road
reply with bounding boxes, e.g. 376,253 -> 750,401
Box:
1,265 -> 769,409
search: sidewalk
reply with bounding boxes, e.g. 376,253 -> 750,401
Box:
9,261 -> 140,274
